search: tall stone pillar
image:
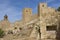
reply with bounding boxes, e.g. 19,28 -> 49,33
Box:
38,3 -> 47,39
40,20 -> 46,39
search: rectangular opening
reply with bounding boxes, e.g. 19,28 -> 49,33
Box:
46,25 -> 57,31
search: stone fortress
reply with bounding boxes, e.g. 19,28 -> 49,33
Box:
0,2 -> 60,40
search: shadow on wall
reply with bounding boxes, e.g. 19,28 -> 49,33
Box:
56,18 -> 60,40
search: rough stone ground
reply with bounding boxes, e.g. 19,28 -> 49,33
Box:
0,38 -> 57,40
0,33 -> 57,40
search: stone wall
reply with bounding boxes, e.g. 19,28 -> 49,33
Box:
38,3 -> 58,39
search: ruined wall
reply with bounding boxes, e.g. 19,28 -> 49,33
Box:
14,20 -> 24,28
0,15 -> 14,34
32,14 -> 38,20
38,3 -> 58,39
0,2 -> 59,39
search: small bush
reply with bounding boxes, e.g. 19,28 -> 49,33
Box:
0,29 -> 5,38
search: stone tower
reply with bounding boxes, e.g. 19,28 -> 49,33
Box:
38,3 -> 47,39
4,14 -> 8,20
22,8 -> 32,24
38,3 -> 47,17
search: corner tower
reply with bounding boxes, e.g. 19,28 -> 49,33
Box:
22,8 -> 32,24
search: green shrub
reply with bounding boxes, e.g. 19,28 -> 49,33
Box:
57,7 -> 60,11
0,29 -> 5,38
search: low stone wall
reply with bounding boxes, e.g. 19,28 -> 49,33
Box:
46,31 -> 56,39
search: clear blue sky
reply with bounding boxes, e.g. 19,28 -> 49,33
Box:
0,0 -> 60,23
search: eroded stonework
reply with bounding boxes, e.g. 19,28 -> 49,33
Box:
0,2 -> 60,40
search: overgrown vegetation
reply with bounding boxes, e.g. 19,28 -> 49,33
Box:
57,7 -> 60,11
0,29 -> 5,38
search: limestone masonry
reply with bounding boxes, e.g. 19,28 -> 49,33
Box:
0,2 -> 60,40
